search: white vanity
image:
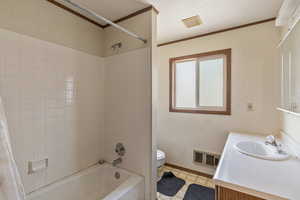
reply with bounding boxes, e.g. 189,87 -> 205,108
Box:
213,132 -> 300,200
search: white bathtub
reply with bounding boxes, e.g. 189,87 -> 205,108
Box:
26,163 -> 144,200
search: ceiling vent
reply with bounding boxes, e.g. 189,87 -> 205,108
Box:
182,15 -> 203,28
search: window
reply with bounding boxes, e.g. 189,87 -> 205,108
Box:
169,49 -> 231,115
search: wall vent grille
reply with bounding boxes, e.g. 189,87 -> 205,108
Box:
182,15 -> 203,28
193,150 -> 220,168
193,150 -> 204,163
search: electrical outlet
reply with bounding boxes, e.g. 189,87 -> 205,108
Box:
28,159 -> 48,174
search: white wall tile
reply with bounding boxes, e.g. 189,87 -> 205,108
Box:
0,28 -> 152,198
104,48 -> 152,199
0,28 -> 105,193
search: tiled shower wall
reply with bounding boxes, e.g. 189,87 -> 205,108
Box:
104,48 -> 152,199
0,28 -> 105,193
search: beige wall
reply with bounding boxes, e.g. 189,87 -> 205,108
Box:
157,21 -> 281,174
0,0 -> 104,57
280,21 -> 300,143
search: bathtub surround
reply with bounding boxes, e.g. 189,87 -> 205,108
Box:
0,28 -> 105,192
0,2 -> 157,200
104,48 -> 152,199
103,9 -> 158,200
157,21 -> 281,175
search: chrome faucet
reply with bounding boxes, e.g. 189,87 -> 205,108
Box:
265,135 -> 283,153
112,157 -> 122,167
112,143 -> 125,166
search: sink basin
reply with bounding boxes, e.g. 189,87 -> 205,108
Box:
234,141 -> 290,161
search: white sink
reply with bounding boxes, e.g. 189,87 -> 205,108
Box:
234,141 -> 290,161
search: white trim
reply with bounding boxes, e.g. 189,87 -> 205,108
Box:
276,0 -> 300,26
280,54 -> 284,107
277,107 -> 300,117
278,5 -> 300,48
288,51 -> 292,109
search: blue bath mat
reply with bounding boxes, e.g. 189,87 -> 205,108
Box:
157,172 -> 185,197
183,184 -> 215,200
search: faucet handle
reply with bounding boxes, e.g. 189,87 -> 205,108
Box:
265,135 -> 278,145
265,135 -> 281,147
266,135 -> 276,143
115,143 -> 126,156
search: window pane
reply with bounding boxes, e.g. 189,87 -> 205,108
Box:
199,58 -> 224,107
175,60 -> 196,108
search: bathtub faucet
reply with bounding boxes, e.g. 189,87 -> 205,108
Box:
112,157 -> 122,167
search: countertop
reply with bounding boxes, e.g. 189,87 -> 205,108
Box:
213,132 -> 300,200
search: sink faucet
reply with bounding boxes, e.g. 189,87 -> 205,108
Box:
265,135 -> 283,153
265,135 -> 278,146
112,157 -> 122,167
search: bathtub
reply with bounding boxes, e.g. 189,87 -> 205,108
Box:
26,163 -> 144,200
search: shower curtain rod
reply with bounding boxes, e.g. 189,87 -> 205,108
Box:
61,0 -> 148,43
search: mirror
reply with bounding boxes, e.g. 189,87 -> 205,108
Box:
280,21 -> 300,113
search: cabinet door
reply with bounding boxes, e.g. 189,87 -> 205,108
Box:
216,186 -> 265,200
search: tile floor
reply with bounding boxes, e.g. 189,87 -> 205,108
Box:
157,165 -> 215,200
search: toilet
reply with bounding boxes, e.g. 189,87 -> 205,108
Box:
157,149 -> 166,168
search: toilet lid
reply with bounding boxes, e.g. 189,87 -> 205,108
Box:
157,149 -> 165,160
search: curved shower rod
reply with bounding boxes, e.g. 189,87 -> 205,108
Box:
61,0 -> 148,43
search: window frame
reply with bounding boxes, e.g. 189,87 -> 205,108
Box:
169,48 -> 231,115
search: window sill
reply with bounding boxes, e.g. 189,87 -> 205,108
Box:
169,108 -> 231,115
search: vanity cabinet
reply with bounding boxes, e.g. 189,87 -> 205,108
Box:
215,186 -> 265,200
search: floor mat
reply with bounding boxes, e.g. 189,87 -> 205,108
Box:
183,184 -> 215,200
157,172 -> 185,197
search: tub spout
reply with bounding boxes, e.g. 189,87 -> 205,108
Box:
112,157 -> 122,167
